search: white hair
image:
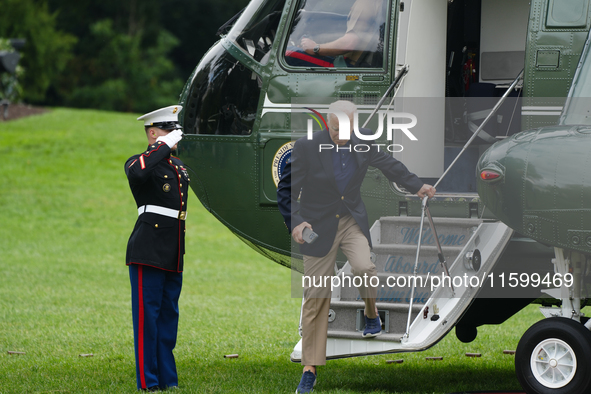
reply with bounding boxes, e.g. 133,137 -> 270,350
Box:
327,100 -> 356,122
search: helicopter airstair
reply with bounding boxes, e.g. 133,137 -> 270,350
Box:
291,213 -> 513,361
291,69 -> 522,362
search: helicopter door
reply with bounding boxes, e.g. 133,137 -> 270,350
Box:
523,0 -> 591,130
391,0 -> 447,179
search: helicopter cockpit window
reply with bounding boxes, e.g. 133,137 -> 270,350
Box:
227,0 -> 285,64
284,0 -> 387,69
182,46 -> 260,136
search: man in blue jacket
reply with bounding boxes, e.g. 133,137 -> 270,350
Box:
277,100 -> 435,393
125,105 -> 189,391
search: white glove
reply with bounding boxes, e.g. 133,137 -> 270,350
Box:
156,129 -> 183,149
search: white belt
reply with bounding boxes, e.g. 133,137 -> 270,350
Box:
138,205 -> 187,220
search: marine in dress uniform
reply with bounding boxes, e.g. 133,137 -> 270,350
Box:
125,105 -> 190,391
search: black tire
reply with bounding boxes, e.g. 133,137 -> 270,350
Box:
515,317 -> 591,394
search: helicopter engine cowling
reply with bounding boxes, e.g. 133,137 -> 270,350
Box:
477,125 -> 591,254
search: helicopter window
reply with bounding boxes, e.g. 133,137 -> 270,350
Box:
283,0 -> 388,69
227,0 -> 285,64
182,46 -> 260,135
546,0 -> 589,28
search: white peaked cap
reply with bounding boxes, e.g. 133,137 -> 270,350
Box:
137,105 -> 183,126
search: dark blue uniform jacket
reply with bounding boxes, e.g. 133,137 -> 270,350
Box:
125,141 -> 190,272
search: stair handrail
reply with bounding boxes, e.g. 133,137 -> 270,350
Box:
403,195 -> 429,341
425,202 -> 454,294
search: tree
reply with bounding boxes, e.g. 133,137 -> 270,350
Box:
61,19 -> 183,112
0,0 -> 76,103
1,0 -> 249,111
163,0 -> 247,81
46,0 -> 249,111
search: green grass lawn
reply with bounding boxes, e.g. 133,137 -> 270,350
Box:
0,108 -> 556,393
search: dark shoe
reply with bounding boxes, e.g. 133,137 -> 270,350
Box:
140,387 -> 161,392
296,370 -> 316,393
362,315 -> 382,338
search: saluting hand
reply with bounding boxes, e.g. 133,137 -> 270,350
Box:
157,129 -> 183,149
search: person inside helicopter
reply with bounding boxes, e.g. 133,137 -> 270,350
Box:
285,0 -> 386,68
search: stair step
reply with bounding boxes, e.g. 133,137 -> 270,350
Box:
378,216 -> 481,247
371,244 -> 463,274
379,216 -> 483,227
326,330 -> 405,342
372,244 -> 464,254
327,301 -> 421,338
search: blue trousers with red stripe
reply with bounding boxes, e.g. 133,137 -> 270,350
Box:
129,264 -> 182,390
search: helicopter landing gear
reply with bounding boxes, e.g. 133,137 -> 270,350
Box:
515,248 -> 591,393
515,317 -> 591,394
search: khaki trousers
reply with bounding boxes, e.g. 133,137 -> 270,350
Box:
301,214 -> 377,366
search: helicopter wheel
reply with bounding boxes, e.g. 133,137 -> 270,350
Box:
515,317 -> 591,394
